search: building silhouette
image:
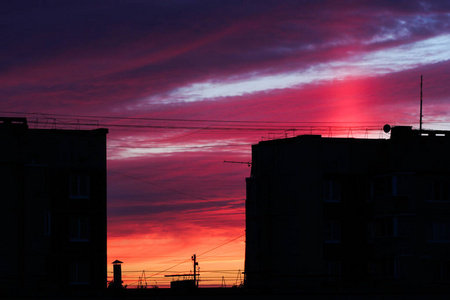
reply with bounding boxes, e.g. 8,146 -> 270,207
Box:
0,117 -> 108,290
245,126 -> 450,292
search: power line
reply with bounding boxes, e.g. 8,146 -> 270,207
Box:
198,234 -> 245,258
3,110 -> 437,135
133,233 -> 245,279
3,110 -> 450,137
0,110 -> 394,124
25,119 -> 383,132
148,258 -> 192,278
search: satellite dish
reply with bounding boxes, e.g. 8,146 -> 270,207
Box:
383,124 -> 391,133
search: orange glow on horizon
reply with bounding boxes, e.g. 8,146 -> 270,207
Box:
107,230 -> 245,288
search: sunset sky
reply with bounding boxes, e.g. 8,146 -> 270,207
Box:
2,0 -> 450,287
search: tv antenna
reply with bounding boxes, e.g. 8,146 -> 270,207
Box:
137,270 -> 147,289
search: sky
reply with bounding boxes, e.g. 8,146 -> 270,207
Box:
2,0 -> 450,287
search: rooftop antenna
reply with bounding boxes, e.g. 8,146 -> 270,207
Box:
420,75 -> 423,132
138,270 -> 147,289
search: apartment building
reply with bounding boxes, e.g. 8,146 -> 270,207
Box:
245,126 -> 450,292
0,117 -> 108,290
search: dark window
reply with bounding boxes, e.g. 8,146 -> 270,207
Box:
432,180 -> 450,201
70,261 -> 90,285
368,258 -> 399,279
326,260 -> 341,282
371,175 -> 396,197
70,174 -> 90,199
324,220 -> 341,243
323,179 -> 341,202
373,217 -> 398,237
70,217 -> 90,242
426,221 -> 450,243
44,211 -> 51,236
432,261 -> 450,282
367,221 -> 374,242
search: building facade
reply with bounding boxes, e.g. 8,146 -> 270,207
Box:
0,117 -> 108,290
245,126 -> 450,292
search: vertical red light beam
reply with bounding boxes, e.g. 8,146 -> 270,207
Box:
420,75 -> 423,132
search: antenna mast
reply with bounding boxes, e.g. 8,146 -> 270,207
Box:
420,75 -> 423,131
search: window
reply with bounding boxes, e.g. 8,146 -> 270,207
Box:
70,261 -> 90,285
326,260 -> 341,282
432,260 -> 450,282
44,211 -> 51,236
70,174 -> 90,199
70,217 -> 90,242
371,175 -> 397,197
431,180 -> 450,201
368,257 -> 399,279
373,217 -> 398,238
324,220 -> 341,243
323,179 -> 341,202
426,221 -> 450,243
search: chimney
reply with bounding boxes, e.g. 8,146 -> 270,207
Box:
110,260 -> 123,289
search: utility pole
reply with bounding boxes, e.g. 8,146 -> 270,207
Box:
192,254 -> 199,287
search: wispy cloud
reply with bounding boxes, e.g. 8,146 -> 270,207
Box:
147,34 -> 450,104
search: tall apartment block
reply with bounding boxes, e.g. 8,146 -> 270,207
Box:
0,117 -> 108,290
245,126 -> 450,292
